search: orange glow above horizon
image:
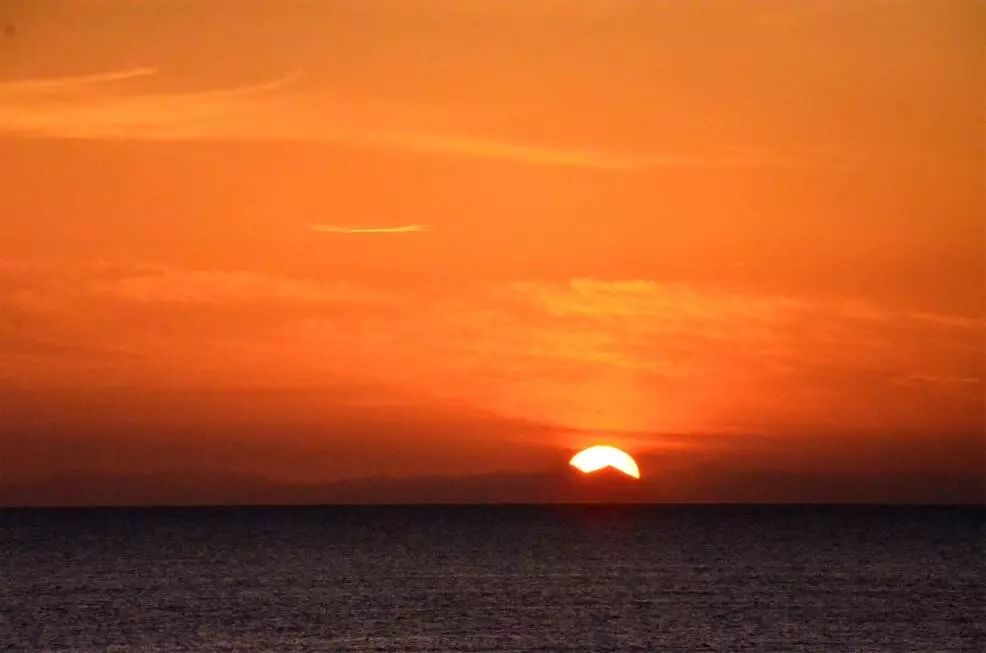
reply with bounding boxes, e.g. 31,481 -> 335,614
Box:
0,1 -> 982,503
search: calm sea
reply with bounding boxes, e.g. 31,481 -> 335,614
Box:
1,505 -> 982,651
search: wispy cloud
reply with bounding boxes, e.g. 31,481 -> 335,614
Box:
310,224 -> 428,235
2,260 -> 981,437
0,68 -> 796,170
0,67 -> 158,96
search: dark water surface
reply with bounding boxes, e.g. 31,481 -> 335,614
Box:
1,505 -> 982,651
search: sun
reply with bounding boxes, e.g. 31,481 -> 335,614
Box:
569,445 -> 640,479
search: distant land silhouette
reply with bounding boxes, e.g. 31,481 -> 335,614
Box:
1,465 -> 981,506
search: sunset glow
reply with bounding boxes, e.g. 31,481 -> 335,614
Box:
0,1 -> 981,505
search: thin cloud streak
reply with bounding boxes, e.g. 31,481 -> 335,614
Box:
0,67 -> 158,96
311,224 -> 428,234
0,69 -> 797,170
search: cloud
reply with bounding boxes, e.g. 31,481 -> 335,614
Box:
280,277 -> 983,437
0,67 -> 157,95
0,68 -> 298,140
371,132 -> 766,170
1,261 -> 981,439
503,278 -> 984,376
0,260 -> 981,503
0,260 -> 384,307
311,224 -> 428,235
490,279 -> 984,429
510,278 -> 798,327
0,260 -> 394,388
0,68 -> 789,170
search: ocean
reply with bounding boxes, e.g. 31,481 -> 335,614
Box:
1,505 -> 982,651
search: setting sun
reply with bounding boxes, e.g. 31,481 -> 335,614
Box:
570,446 -> 641,479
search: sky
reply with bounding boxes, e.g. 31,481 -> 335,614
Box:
0,0 -> 982,504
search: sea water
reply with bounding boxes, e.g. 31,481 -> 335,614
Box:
1,505 -> 982,651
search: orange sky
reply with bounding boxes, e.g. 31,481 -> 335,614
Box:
0,1 -> 982,503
